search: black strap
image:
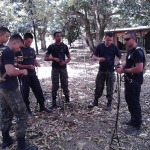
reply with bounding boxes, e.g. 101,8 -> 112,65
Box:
132,46 -> 146,69
109,74 -> 121,150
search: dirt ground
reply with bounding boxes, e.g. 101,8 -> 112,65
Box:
1,47 -> 150,150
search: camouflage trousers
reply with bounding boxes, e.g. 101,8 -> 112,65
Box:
94,71 -> 116,105
51,68 -> 69,97
0,88 -> 28,137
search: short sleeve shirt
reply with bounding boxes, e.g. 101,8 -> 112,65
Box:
94,43 -> 121,72
15,47 -> 36,76
125,46 -> 144,84
46,42 -> 69,69
0,46 -> 18,90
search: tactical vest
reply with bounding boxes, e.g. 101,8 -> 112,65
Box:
0,46 -> 7,82
51,43 -> 67,53
20,48 -> 35,59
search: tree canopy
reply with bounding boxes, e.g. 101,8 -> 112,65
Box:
0,0 -> 150,52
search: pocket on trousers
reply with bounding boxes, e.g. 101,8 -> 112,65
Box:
128,80 -> 140,96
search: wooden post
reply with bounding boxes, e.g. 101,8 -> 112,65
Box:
113,32 -> 117,46
140,30 -> 143,47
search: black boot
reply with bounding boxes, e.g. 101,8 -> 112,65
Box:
105,103 -> 112,111
122,120 -> 136,126
2,130 -> 16,149
49,96 -> 57,109
39,103 -> 52,113
16,136 -> 38,150
65,95 -> 73,108
88,99 -> 98,108
26,105 -> 32,117
124,126 -> 141,135
123,120 -> 143,126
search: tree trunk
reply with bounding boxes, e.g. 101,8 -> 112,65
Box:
95,24 -> 106,46
85,34 -> 95,52
40,32 -> 46,50
33,21 -> 39,54
84,17 -> 95,52
37,28 -> 47,51
99,24 -> 106,41
95,32 -> 100,46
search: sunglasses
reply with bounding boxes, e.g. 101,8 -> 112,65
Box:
124,38 -> 132,41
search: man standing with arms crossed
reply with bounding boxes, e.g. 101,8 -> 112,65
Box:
88,32 -> 122,111
44,31 -> 72,110
0,27 -> 37,150
116,31 -> 145,134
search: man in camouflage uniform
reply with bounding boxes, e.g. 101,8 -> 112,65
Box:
44,31 -> 72,109
16,33 -> 51,116
0,27 -> 37,150
88,32 -> 122,111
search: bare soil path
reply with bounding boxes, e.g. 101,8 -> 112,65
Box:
2,48 -> 150,150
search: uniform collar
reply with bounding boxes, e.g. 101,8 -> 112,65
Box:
55,42 -> 63,46
130,44 -> 138,51
104,43 -> 112,47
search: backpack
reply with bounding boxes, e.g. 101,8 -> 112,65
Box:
132,46 -> 147,74
0,46 -> 7,82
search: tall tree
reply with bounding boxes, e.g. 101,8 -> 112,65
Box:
64,0 -> 150,51
23,0 -> 55,51
1,0 -> 150,52
63,0 -> 122,51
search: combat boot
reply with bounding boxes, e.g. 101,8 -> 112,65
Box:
39,103 -> 52,113
49,96 -> 57,109
65,95 -> 73,108
2,130 -> 16,149
105,103 -> 112,111
26,105 -> 32,117
105,99 -> 112,111
88,99 -> 98,108
122,120 -> 135,126
16,136 -> 38,150
125,126 -> 141,135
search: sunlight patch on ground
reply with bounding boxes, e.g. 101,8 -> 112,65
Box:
144,69 -> 150,76
67,66 -> 83,77
36,66 -> 84,79
36,67 -> 51,79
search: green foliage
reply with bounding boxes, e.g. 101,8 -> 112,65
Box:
62,17 -> 80,46
65,0 -> 150,50
0,0 -> 150,50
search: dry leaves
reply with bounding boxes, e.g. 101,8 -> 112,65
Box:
1,49 -> 150,150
